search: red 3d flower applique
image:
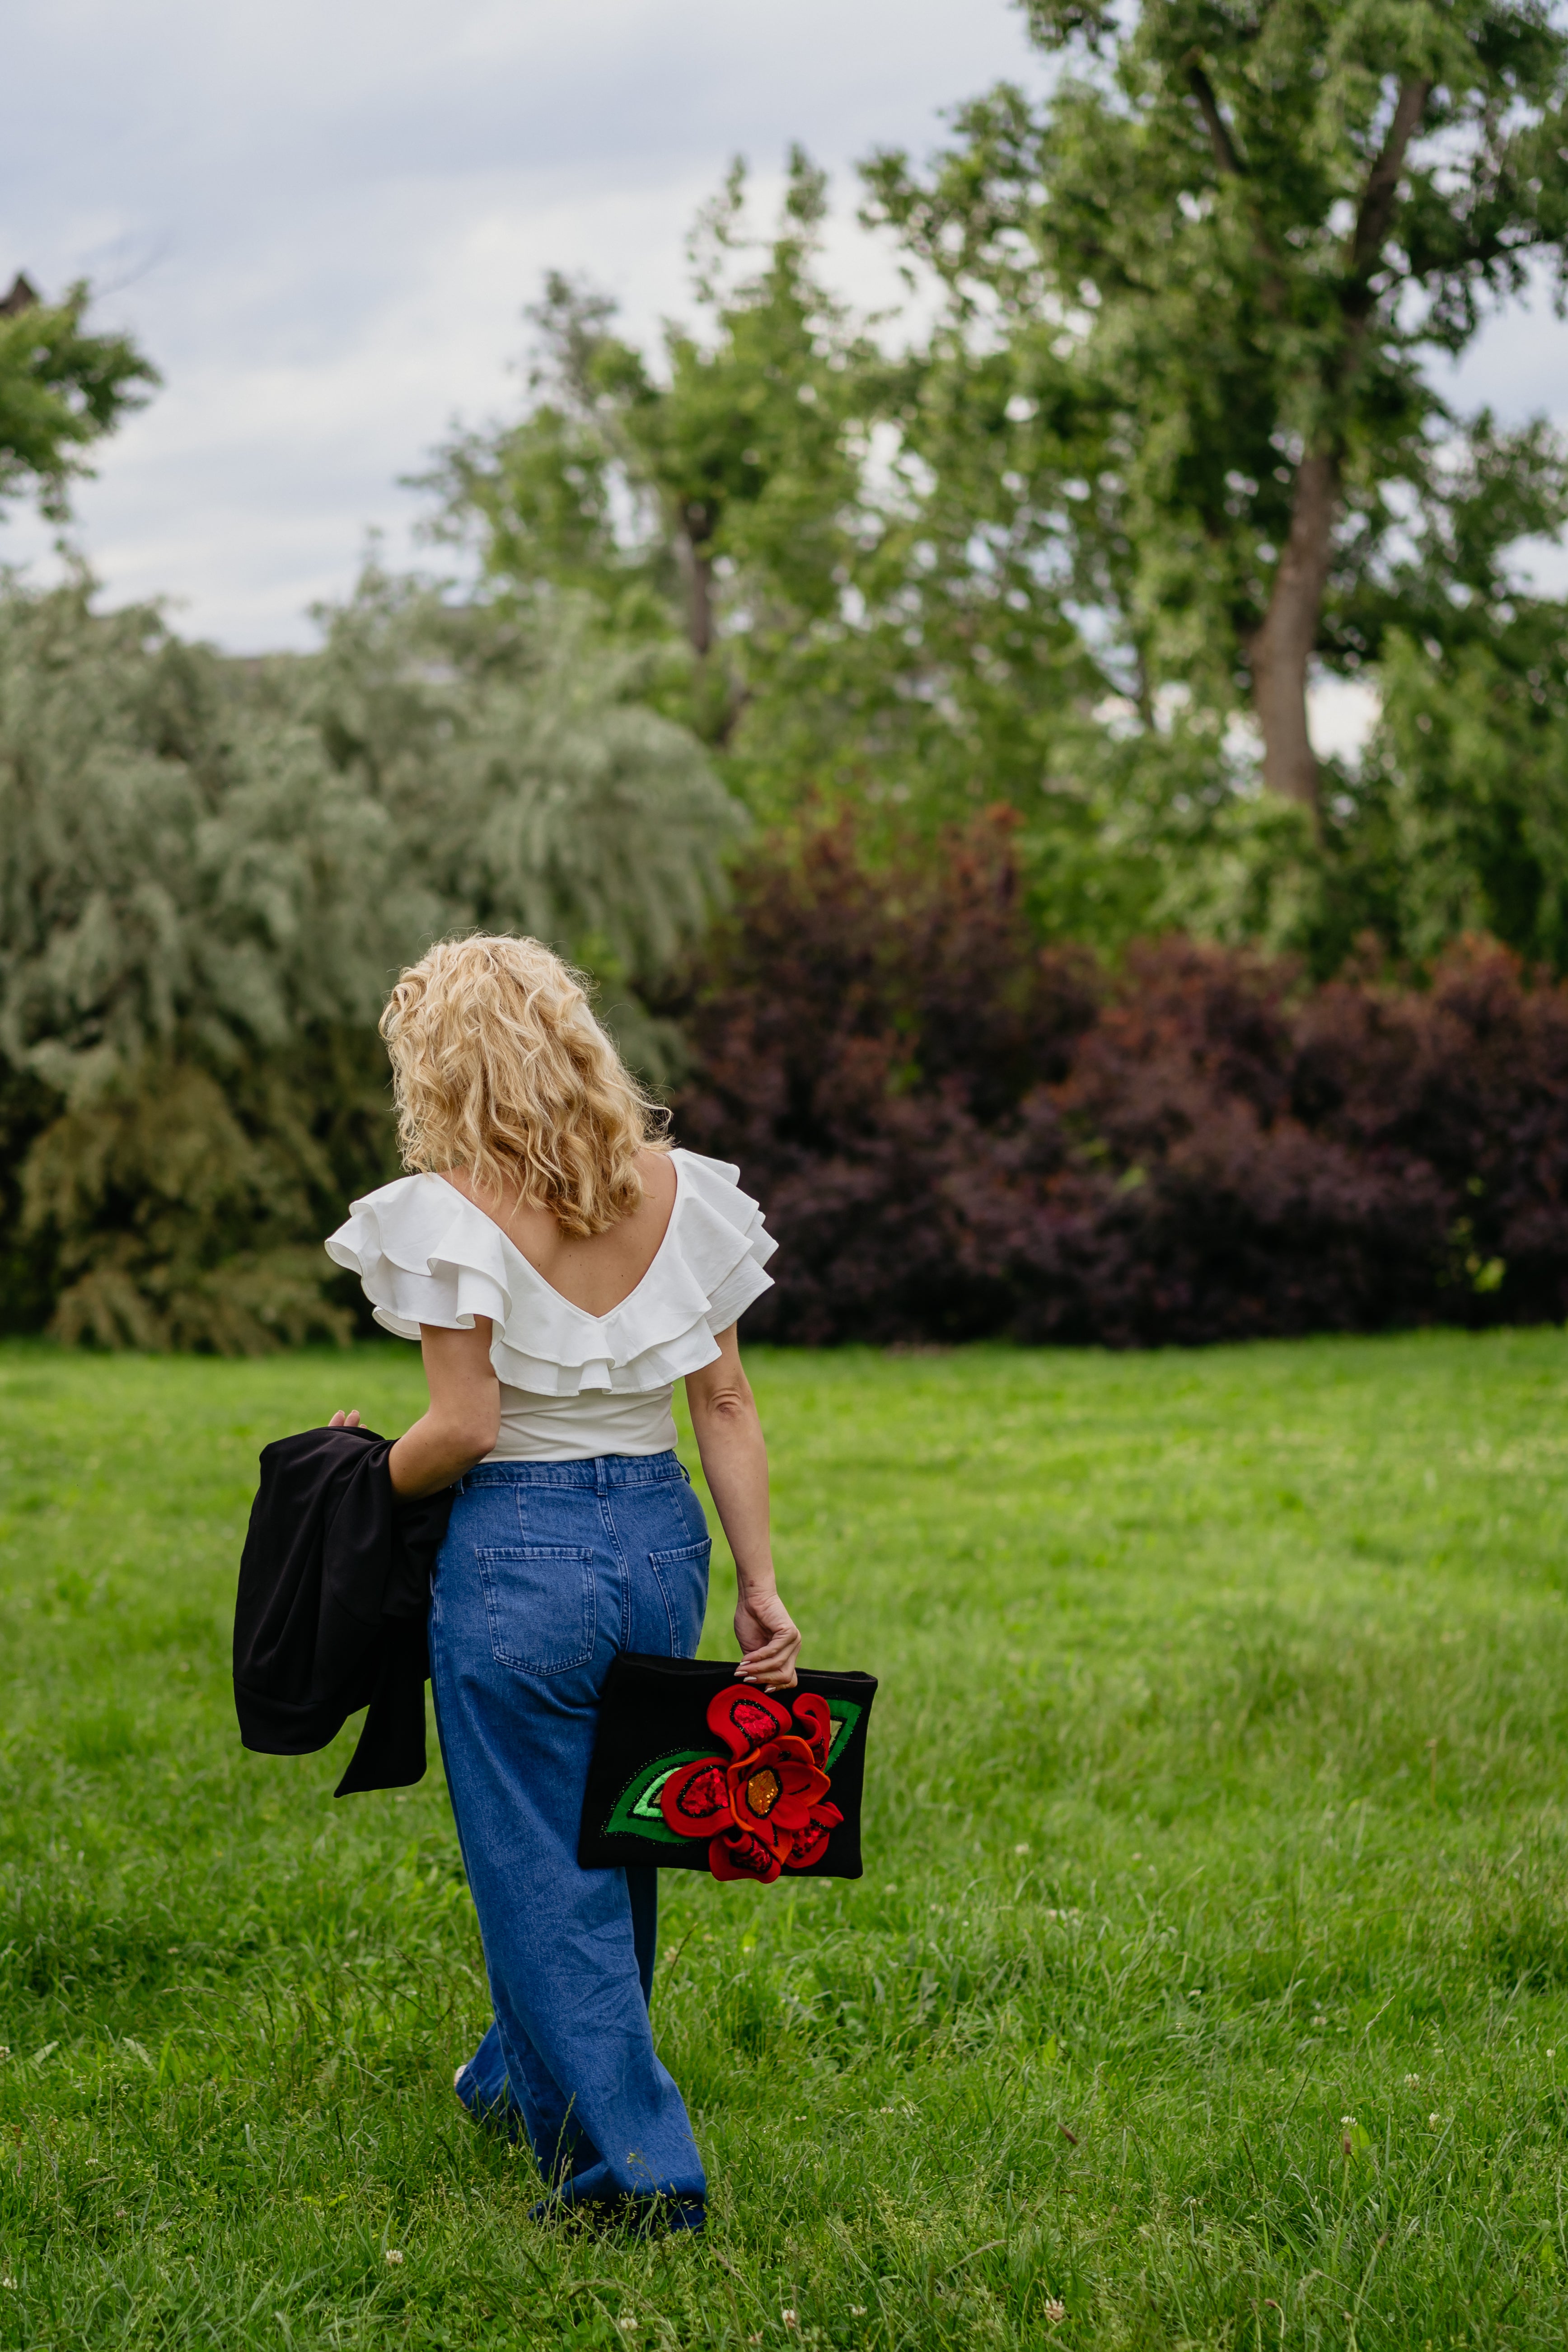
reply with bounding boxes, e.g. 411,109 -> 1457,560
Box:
709,1825 -> 785,1883
725,1733 -> 829,1843
777,1797 -> 843,1871
660,1755 -> 731,1836
789,1691 -> 832,1767
707,1684 -> 793,1758
659,1685 -> 842,1882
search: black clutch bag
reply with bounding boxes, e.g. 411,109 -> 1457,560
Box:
578,1655 -> 878,1883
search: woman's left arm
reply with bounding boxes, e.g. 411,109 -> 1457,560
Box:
685,1325 -> 801,1690
330,1321 -> 500,1497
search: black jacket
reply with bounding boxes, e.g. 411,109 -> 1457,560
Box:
233,1424 -> 453,1796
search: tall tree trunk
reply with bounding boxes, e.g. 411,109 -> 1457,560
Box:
678,503 -> 716,657
1248,448 -> 1338,815
1184,68 -> 1431,818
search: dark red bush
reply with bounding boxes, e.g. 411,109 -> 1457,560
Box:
666,819 -> 1568,1346
666,813 -> 1100,1343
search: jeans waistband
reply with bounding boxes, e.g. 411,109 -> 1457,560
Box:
456,1450 -> 688,1494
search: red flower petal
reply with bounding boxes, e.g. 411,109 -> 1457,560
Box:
659,1756 -> 735,1839
791,1692 -> 832,1766
781,1822 -> 832,1869
765,1735 -> 827,1788
709,1827 -> 783,1884
779,1797 -> 843,1872
707,1685 -> 793,1758
725,1738 -> 830,1832
770,1790 -> 821,1830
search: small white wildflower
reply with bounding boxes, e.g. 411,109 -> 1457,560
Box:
0,2048 -> 9,2062
1429,2112 -> 1441,2128
783,2312 -> 799,2329
1015,1841 -> 1031,1854
617,2321 -> 639,2334
1404,2073 -> 1421,2086
384,2249 -> 404,2266
850,2306 -> 867,2318
1044,2298 -> 1067,2326
1341,2114 -> 1356,2126
0,2274 -> 14,2291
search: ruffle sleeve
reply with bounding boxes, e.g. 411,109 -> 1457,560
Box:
323,1150 -> 775,1396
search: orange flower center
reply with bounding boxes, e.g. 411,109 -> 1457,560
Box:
745,1766 -> 782,1816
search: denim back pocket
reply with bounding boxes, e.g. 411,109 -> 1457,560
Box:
476,1547 -> 595,1675
648,1537 -> 712,1660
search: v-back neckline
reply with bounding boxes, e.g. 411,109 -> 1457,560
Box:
432,1156 -> 683,1325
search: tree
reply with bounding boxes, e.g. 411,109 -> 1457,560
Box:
421,158 -> 1164,924
1349,604 -> 1568,970
0,569 -> 741,1347
420,150 -> 870,754
863,0 -> 1568,818
0,274 -> 158,520
297,567 -> 745,1062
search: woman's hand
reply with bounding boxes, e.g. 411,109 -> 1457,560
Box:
734,1587 -> 801,1691
328,1409 -> 362,1428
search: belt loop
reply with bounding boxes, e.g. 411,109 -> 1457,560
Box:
595,1455 -> 608,1495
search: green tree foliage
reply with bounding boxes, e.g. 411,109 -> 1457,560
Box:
0,573 -> 740,1349
421,150 -> 872,760
433,62 -> 1568,970
0,276 -> 158,520
299,571 -> 739,993
862,0 -> 1568,822
1353,610 -> 1568,970
423,155 -> 1153,934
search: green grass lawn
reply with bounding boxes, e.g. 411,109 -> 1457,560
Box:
4,1331 -> 1568,2349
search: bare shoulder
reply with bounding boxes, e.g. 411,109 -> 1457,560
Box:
439,1162 -> 551,1250
637,1146 -> 677,1211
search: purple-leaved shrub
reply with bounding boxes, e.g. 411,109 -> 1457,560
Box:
665,815 -> 1568,1345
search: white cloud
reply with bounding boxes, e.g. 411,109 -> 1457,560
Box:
1,0 -> 1045,645
4,0 -> 1564,650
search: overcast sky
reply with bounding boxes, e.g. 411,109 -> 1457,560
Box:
6,0 -> 1567,664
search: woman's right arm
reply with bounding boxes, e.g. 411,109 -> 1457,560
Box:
332,1321 -> 500,1497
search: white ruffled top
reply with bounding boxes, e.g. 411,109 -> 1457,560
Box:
325,1151 -> 776,1452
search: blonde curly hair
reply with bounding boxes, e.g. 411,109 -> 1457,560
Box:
379,935 -> 667,1238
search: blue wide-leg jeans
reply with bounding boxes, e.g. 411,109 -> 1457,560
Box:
429,1452 -> 711,2214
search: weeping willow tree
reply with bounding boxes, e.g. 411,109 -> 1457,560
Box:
0,569 -> 742,1351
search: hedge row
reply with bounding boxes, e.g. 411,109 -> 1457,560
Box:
665,816 -> 1568,1346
